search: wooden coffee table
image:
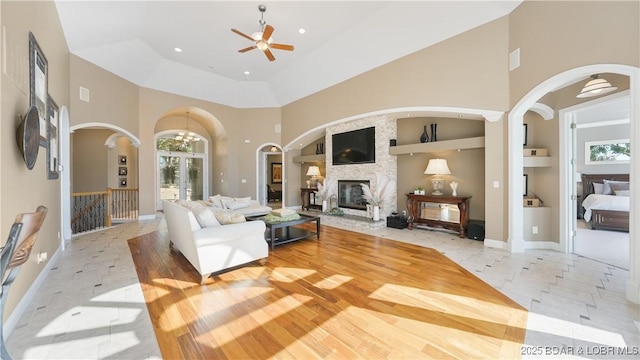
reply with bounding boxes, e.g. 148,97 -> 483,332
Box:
247,213 -> 320,250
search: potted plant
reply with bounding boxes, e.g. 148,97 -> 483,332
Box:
316,178 -> 337,212
361,173 -> 395,221
414,186 -> 423,195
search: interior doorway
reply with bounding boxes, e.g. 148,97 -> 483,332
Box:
257,144 -> 283,209
560,90 -> 630,269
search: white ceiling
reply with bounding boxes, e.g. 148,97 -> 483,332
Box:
55,0 -> 523,108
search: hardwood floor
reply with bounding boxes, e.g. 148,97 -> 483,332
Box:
128,223 -> 527,359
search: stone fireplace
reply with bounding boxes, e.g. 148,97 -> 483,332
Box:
324,115 -> 398,218
338,180 -> 369,210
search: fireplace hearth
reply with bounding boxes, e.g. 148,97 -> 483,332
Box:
338,180 -> 369,210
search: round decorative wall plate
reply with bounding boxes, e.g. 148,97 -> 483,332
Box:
17,106 -> 40,170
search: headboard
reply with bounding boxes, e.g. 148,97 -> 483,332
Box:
581,173 -> 629,199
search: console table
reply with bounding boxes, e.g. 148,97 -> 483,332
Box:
300,188 -> 321,211
406,193 -> 471,238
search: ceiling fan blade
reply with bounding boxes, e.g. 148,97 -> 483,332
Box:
264,48 -> 275,61
231,28 -> 255,42
238,45 -> 257,53
262,24 -> 274,41
271,43 -> 294,51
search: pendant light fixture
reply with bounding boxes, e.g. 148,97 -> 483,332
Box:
576,74 -> 618,98
175,111 -> 200,145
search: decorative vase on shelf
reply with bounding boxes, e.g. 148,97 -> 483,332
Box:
373,206 -> 380,221
316,144 -> 321,154
420,125 -> 429,143
430,123 -> 438,142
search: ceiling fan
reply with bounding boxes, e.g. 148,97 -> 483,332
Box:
231,4 -> 294,62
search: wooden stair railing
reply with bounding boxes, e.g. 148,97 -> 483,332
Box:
71,188 -> 140,234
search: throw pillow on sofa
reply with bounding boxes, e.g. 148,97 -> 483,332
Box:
208,194 -> 224,208
215,212 -> 246,225
191,206 -> 221,228
226,199 -> 251,210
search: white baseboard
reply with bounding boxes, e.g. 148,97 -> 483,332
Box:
524,240 -> 561,251
626,280 -> 640,304
484,238 -> 507,250
138,214 -> 157,221
3,246 -> 62,340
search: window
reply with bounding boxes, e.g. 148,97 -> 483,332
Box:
585,139 -> 630,165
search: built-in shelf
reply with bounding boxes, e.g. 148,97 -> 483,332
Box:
292,154 -> 325,163
389,136 -> 485,155
523,156 -> 552,167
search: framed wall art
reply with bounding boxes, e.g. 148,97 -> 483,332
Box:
29,32 -> 48,146
119,166 -> 128,176
271,162 -> 282,184
523,123 -> 528,146
46,96 -> 59,179
119,155 -> 127,165
523,174 -> 528,196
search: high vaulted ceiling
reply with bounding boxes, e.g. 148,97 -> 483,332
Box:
55,1 -> 522,108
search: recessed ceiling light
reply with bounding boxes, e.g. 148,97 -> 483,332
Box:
244,71 -> 250,75
174,47 -> 182,53
298,28 -> 306,34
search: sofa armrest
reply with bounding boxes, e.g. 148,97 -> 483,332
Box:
193,220 -> 266,247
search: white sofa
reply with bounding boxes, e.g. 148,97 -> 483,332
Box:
162,200 -> 268,284
207,194 -> 272,217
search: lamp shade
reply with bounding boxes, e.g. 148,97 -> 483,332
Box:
306,166 -> 321,176
576,75 -> 617,98
424,159 -> 451,175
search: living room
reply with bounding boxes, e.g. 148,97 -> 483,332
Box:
1,1 -> 638,359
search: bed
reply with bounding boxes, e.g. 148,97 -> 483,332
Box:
581,173 -> 629,232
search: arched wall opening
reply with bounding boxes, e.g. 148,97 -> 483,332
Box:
507,64 -> 639,303
153,107 -> 227,209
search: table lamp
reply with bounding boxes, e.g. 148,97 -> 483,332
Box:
424,159 -> 451,195
306,166 -> 321,188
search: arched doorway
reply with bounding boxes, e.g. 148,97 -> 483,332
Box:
508,64 -> 639,303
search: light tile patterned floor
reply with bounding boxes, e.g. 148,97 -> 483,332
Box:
6,215 -> 640,359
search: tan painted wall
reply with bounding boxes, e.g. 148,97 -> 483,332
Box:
137,88 -> 281,215
281,16 -> 510,145
508,1 -> 639,105
397,117 -> 486,220
69,56 -> 139,131
0,0 -> 69,321
72,129 -> 111,192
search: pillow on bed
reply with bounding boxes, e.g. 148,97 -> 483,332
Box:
603,180 -> 629,195
614,189 -> 630,197
592,183 -> 604,194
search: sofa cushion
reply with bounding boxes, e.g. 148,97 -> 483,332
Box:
226,199 -> 251,210
215,212 -> 246,225
192,206 -> 221,228
208,194 -> 224,208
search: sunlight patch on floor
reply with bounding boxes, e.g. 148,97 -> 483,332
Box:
197,294 -> 314,347
269,267 -> 317,283
525,312 -> 627,347
313,274 -> 353,290
369,283 -> 522,323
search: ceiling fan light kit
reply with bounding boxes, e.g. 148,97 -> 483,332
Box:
231,4 -> 294,61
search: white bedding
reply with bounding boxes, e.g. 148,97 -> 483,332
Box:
581,194 -> 629,222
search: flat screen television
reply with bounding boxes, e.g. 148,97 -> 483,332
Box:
332,127 -> 376,165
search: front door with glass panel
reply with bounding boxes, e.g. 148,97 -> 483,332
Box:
157,135 -> 207,207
